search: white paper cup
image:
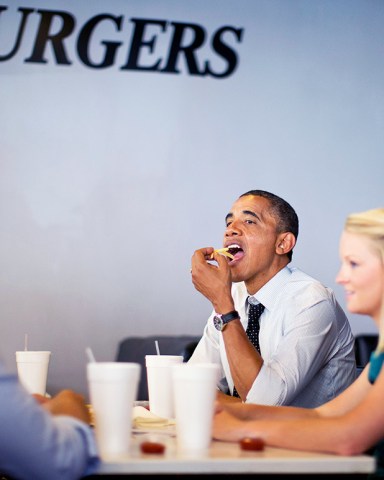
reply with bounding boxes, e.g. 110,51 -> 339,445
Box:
87,362 -> 140,459
172,363 -> 220,454
15,351 -> 51,395
145,355 -> 183,418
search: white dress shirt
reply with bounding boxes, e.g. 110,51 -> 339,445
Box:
189,266 -> 356,407
0,362 -> 99,480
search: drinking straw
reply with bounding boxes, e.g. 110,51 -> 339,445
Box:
24,333 -> 28,351
85,347 -> 96,363
155,340 -> 160,355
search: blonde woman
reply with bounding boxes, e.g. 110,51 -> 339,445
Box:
213,208 -> 384,465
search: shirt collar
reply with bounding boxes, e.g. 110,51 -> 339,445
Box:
247,266 -> 293,312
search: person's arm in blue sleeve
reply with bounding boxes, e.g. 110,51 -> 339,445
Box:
0,364 -> 99,480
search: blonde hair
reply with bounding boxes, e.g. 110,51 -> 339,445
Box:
345,208 -> 384,352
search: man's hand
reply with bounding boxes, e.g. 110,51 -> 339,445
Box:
38,389 -> 91,424
212,408 -> 249,442
191,247 -> 234,313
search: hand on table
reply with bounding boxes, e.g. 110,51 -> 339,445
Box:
212,408 -> 248,442
36,389 -> 91,424
216,390 -> 242,405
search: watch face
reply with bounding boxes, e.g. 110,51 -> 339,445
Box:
213,315 -> 225,331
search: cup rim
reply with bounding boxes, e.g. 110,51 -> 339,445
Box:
87,362 -> 141,381
15,351 -> 51,361
16,351 -> 51,354
172,362 -> 220,379
145,355 -> 184,366
87,361 -> 141,368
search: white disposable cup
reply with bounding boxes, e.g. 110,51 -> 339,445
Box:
15,351 -> 51,395
172,363 -> 220,454
87,362 -> 140,459
145,355 -> 183,418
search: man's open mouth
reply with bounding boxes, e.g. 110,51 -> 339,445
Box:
226,244 -> 244,261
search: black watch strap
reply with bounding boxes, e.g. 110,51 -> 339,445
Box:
213,310 -> 240,331
221,310 -> 240,323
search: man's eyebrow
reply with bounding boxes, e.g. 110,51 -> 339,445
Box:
225,213 -> 233,223
243,210 -> 261,221
225,210 -> 261,222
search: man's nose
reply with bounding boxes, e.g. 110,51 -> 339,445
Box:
225,222 -> 241,236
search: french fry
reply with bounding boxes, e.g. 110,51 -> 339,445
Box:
210,247 -> 234,260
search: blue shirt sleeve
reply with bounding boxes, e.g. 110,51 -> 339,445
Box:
0,364 -> 99,480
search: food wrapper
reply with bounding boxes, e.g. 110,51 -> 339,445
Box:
132,405 -> 176,428
87,404 -> 176,429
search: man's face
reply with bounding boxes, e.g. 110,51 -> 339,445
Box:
223,195 -> 282,288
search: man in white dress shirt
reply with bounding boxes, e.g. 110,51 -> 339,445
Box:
189,190 -> 356,407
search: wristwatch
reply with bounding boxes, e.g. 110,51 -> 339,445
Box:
213,310 -> 240,331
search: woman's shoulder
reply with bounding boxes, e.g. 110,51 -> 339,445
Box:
368,351 -> 384,384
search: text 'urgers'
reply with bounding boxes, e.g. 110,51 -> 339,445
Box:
0,6 -> 244,78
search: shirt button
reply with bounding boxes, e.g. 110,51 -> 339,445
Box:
248,296 -> 258,305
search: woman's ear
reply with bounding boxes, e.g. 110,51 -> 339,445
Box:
276,233 -> 296,255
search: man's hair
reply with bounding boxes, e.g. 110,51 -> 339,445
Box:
240,190 -> 299,261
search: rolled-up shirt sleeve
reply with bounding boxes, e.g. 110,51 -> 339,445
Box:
189,266 -> 356,408
246,296 -> 345,405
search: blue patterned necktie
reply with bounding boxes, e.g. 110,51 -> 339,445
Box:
232,299 -> 265,398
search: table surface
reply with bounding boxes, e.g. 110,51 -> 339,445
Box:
93,426 -> 376,476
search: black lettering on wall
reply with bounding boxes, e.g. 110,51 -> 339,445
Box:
0,5 -> 244,78
0,7 -> 34,61
121,18 -> 167,71
206,26 -> 244,78
24,9 -> 75,64
77,14 -> 123,68
162,22 -> 205,76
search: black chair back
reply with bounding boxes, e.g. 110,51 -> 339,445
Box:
116,335 -> 200,400
354,334 -> 379,370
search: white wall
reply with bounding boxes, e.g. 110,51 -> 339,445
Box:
0,0 -> 383,398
